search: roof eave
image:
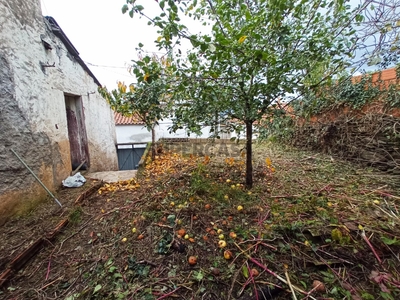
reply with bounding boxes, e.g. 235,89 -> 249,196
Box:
44,16 -> 102,87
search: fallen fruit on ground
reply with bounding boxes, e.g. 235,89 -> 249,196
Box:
218,240 -> 227,248
251,268 -> 259,277
224,250 -> 233,259
229,232 -> 237,239
177,228 -> 186,237
313,280 -> 326,293
3,143 -> 400,300
188,256 -> 197,265
211,267 -> 220,276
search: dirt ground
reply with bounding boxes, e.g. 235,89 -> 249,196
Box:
0,142 -> 399,300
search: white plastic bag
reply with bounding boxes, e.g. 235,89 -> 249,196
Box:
62,172 -> 86,188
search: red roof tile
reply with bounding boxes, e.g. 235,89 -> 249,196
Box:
114,111 -> 144,125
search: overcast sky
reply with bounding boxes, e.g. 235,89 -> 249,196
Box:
40,1 -> 388,90
40,0 -> 167,90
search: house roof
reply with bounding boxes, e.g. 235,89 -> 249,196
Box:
114,111 -> 145,125
44,16 -> 102,87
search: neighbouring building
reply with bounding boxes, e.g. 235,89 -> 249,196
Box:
0,0 -> 118,224
114,111 -> 236,170
114,111 -> 190,145
114,112 -> 148,170
114,112 -> 190,170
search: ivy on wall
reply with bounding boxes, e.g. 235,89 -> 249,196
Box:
259,66 -> 400,141
293,70 -> 398,119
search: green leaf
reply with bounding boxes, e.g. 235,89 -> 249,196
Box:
167,214 -> 176,225
245,11 -> 251,21
355,14 -> 364,23
105,258 -> 113,266
380,292 -> 395,300
381,236 -> 400,245
159,0 -> 165,10
171,4 -> 178,13
134,5 -> 144,12
109,266 -> 117,273
65,293 -> 80,300
143,56 -> 151,63
193,270 -> 204,281
122,4 -> 129,14
361,292 -> 375,300
93,284 -> 102,294
299,280 -> 307,289
242,265 -> 249,278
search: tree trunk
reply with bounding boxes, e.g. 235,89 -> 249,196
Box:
245,121 -> 253,188
151,124 -> 156,160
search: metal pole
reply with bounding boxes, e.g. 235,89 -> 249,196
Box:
10,149 -> 62,207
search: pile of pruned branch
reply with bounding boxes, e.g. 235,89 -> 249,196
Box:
292,112 -> 400,173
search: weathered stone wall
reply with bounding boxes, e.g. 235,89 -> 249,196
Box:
0,0 -> 118,225
0,55 -> 56,224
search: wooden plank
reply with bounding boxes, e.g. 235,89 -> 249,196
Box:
0,269 -> 12,286
47,219 -> 69,239
0,218 -> 69,287
9,238 -> 45,271
74,181 -> 103,205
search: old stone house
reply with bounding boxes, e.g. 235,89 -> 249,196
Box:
0,0 -> 118,224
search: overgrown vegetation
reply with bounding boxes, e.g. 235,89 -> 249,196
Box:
294,69 -> 400,118
259,67 -> 400,143
258,113 -> 296,143
1,142 -> 400,299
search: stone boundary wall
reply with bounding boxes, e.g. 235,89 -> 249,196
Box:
159,139 -> 246,158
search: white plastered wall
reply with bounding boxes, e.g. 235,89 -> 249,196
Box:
0,0 -> 118,183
